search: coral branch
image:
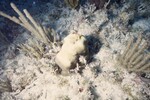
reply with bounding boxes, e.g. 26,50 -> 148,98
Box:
0,3 -> 55,45
117,34 -> 150,73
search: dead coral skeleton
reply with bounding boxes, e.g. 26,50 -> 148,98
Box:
117,34 -> 150,73
0,3 -> 56,45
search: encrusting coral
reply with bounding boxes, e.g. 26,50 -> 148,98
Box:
117,34 -> 150,73
55,33 -> 87,75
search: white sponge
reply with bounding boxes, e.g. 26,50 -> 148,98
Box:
55,33 -> 87,75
